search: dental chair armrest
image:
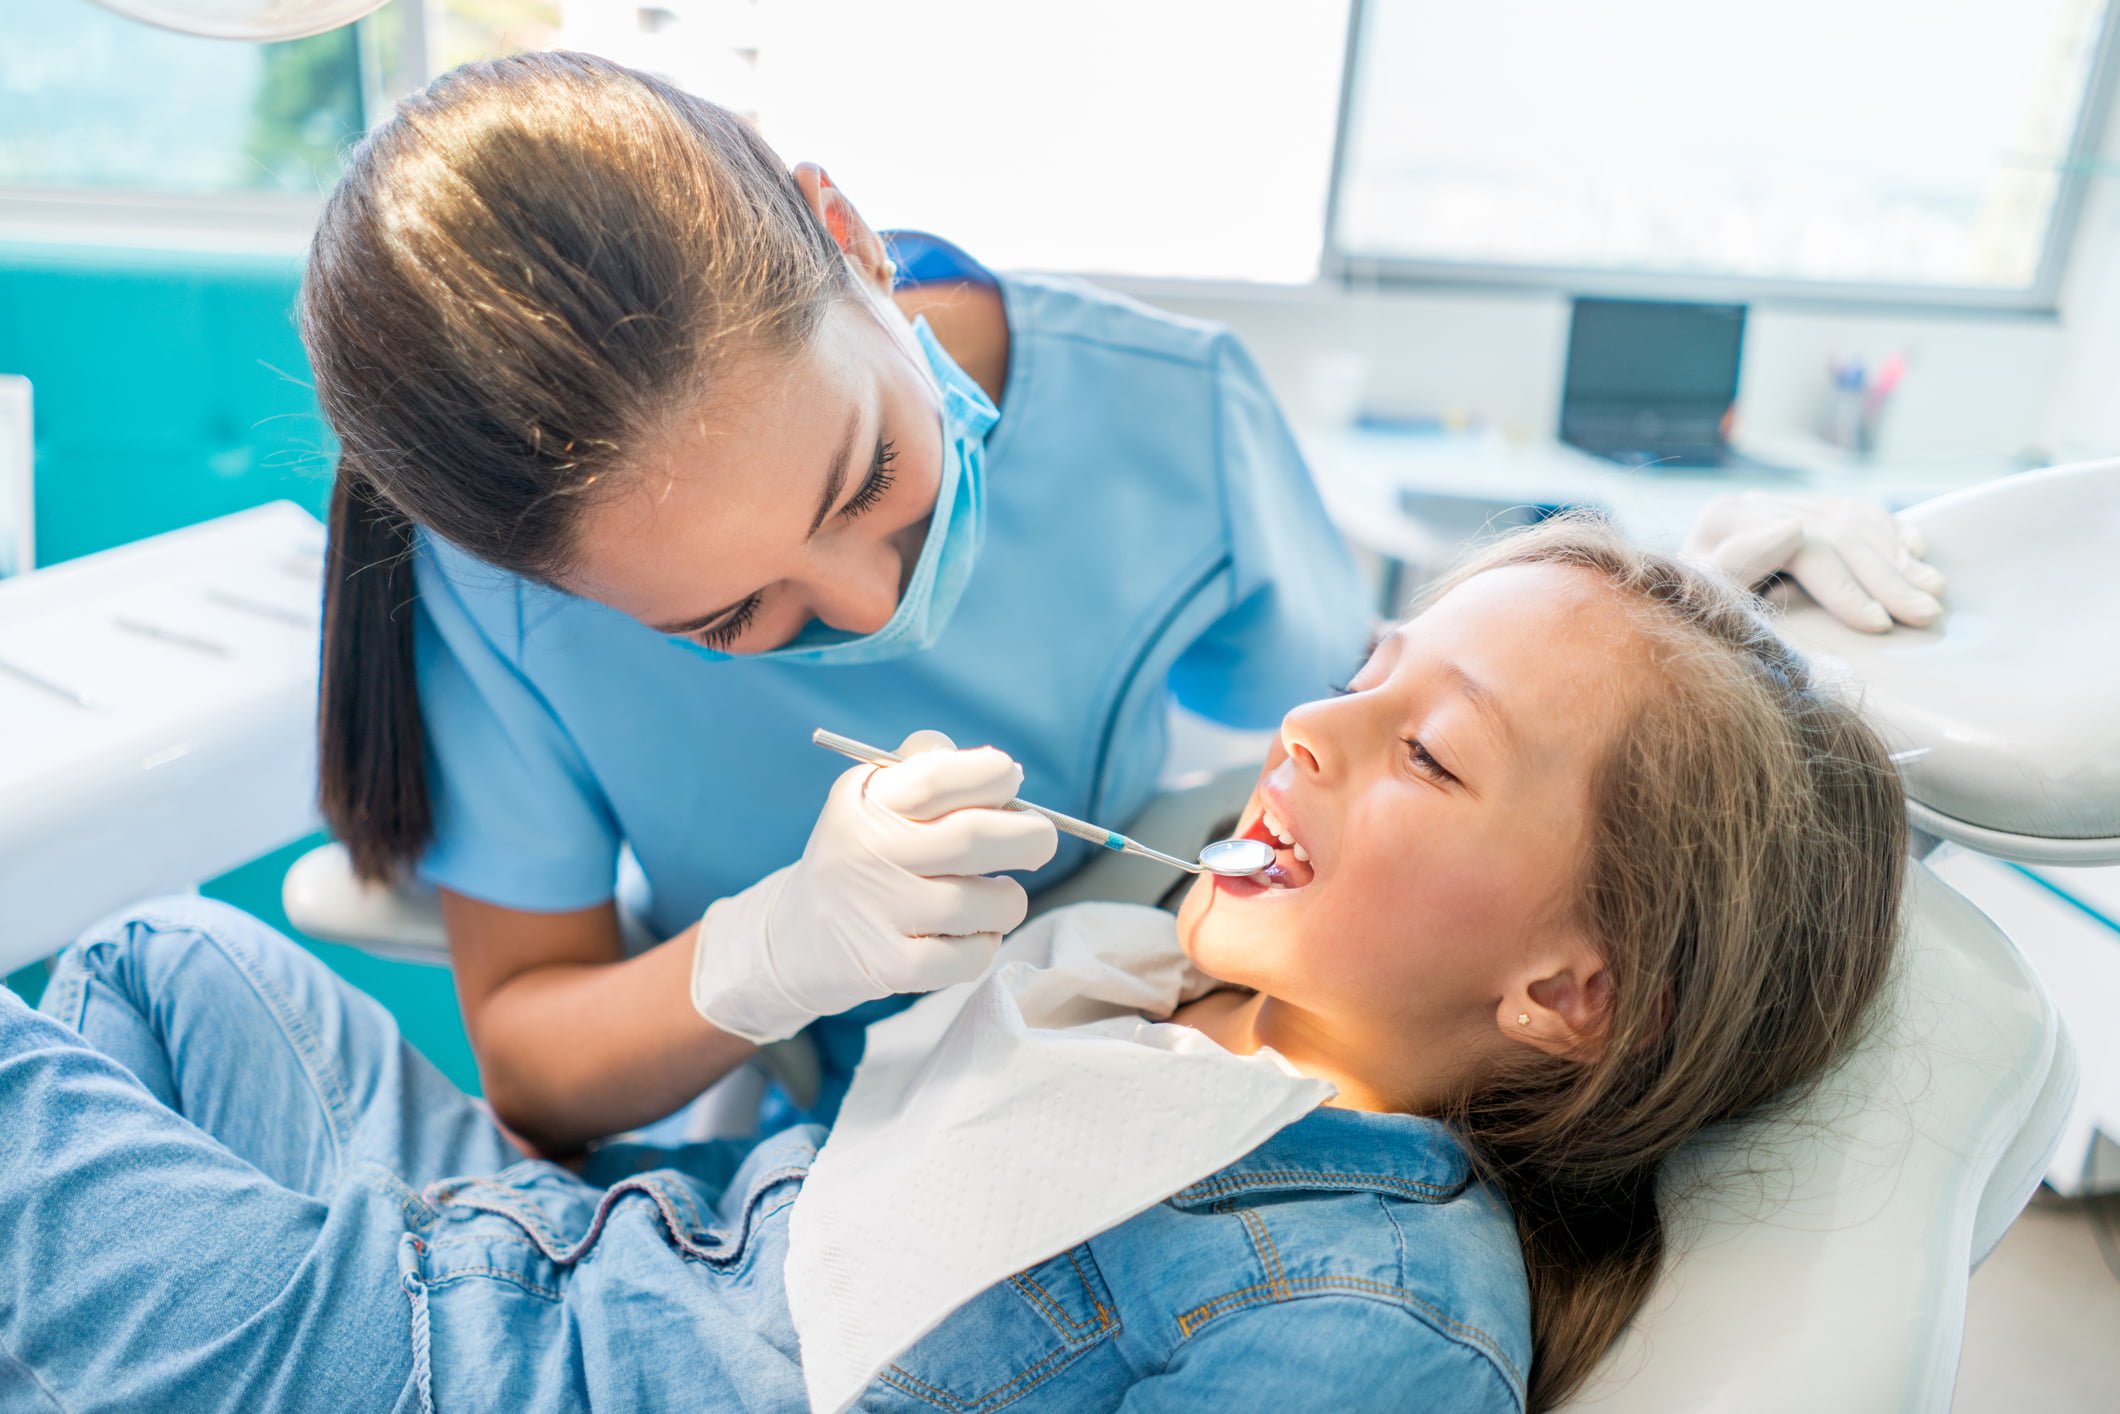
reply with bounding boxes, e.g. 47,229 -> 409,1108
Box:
281,842 -> 450,962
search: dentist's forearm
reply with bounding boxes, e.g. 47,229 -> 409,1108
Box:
437,888 -> 758,1154
468,929 -> 754,1155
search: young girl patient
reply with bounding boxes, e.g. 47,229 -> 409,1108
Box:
0,521 -> 1903,1413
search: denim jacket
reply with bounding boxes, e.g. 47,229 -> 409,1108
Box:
407,1106 -> 1530,1412
11,895 -> 1528,1413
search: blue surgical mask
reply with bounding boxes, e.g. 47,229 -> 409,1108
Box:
673,315 -> 998,667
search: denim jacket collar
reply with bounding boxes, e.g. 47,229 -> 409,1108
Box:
1168,1106 -> 1473,1210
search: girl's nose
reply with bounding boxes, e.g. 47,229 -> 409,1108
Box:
1279,703 -> 1329,777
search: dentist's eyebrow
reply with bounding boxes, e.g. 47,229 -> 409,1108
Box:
805,404 -> 863,537
649,403 -> 867,637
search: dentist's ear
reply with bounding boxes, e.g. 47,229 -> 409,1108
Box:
792,163 -> 895,293
1499,940 -> 1614,1061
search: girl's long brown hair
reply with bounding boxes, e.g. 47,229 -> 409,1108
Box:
1429,518 -> 1907,1410
301,52 -> 851,880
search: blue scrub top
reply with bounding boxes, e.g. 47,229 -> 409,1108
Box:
410,235 -> 1369,1118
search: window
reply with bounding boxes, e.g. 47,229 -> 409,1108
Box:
435,0 -> 1353,283
11,0 -> 2119,303
1330,0 -> 2119,303
744,0 -> 1350,282
0,3 -> 364,194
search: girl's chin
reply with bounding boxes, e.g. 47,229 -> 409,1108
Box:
1172,912 -> 1250,987
1174,874 -> 1215,934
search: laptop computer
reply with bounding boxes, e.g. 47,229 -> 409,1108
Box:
1560,297 -> 1755,469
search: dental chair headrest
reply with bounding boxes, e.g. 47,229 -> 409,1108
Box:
1773,459 -> 2120,865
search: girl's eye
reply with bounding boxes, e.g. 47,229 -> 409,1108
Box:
840,439 -> 897,519
1405,738 -> 1457,783
694,593 -> 762,649
1334,639 -> 1387,696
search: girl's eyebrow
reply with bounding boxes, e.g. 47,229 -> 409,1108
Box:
1439,661 -> 1517,749
1375,626 -> 1516,751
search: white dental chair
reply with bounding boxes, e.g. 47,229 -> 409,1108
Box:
284,460 -> 2115,1412
1550,459 -> 2118,1413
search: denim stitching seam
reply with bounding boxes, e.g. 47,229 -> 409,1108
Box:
876,1365 -> 970,1413
1174,1169 -> 1461,1202
651,1177 -> 706,1238
879,1332 -> 1086,1414
423,1233 -> 547,1256
1171,1277 -> 1523,1392
1006,1266 -> 1113,1342
1234,1206 -> 1289,1297
422,1266 -> 563,1302
201,923 -> 355,1173
429,1166 -> 806,1269
1065,1249 -> 1115,1326
1005,1274 -> 1083,1336
37,954 -> 89,1031
1379,1194 -> 1410,1289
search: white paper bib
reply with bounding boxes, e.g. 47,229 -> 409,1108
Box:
785,902 -> 1334,1413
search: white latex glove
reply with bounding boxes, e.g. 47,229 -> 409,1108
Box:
1682,490 -> 1948,632
690,731 -> 1059,1044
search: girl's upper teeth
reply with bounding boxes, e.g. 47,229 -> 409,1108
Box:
1261,807 -> 1302,858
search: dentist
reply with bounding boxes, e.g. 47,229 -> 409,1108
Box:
306,53 -> 1941,1153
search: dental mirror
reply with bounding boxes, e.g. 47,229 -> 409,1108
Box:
1194,836 -> 1277,877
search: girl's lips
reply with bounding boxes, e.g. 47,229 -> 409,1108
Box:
1251,791 -> 1319,886
1217,802 -> 1316,893
1213,868 -> 1272,898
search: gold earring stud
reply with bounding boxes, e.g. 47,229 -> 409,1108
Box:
1516,1012 -> 1531,1026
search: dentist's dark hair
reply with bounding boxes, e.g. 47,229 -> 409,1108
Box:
1421,517 -> 1906,1410
304,51 -> 851,881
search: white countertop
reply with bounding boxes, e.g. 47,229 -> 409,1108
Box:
1301,426 -> 2015,566
0,502 -> 324,970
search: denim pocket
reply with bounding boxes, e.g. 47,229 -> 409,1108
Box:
871,1245 -> 1123,1413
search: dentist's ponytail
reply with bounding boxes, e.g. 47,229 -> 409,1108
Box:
319,474 -> 428,880
303,51 -> 850,880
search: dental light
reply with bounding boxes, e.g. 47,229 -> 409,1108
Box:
88,0 -> 386,42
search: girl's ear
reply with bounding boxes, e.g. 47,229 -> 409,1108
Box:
1498,936 -> 1614,1061
792,162 -> 895,293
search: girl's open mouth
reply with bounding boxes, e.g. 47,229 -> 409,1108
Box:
1215,802 -> 1317,896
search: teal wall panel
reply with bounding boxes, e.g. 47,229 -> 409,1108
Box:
0,245 -> 331,564
0,245 -> 477,1093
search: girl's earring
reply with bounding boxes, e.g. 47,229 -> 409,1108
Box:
1516,1012 -> 1531,1027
